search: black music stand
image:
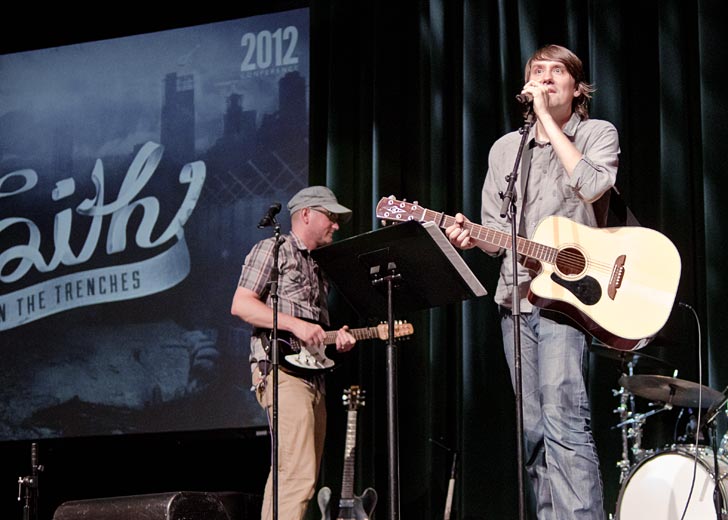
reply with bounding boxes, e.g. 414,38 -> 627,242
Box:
311,220 -> 487,520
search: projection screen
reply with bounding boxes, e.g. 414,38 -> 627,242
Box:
0,8 -> 309,440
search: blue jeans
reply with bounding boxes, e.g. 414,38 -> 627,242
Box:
501,307 -> 605,520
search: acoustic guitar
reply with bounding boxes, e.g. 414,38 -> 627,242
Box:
376,196 -> 681,351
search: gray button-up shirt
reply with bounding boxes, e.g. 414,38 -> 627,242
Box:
481,113 -> 620,311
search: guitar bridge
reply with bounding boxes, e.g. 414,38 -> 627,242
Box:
608,255 -> 626,300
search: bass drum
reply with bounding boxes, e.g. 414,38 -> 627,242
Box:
616,445 -> 728,519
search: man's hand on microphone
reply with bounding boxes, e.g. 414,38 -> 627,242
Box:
520,80 -> 551,116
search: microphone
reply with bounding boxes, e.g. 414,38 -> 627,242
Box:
515,93 -> 533,106
257,202 -> 281,228
704,384 -> 728,426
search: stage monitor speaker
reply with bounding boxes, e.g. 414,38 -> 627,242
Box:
53,491 -> 230,520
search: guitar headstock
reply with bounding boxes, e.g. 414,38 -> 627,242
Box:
376,196 -> 424,225
342,385 -> 365,410
375,320 -> 414,341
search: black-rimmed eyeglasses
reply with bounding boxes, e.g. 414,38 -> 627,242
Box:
310,207 -> 340,223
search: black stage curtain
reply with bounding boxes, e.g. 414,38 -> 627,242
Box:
308,1 -> 728,518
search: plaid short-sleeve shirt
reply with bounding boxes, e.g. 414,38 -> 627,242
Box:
238,231 -> 330,366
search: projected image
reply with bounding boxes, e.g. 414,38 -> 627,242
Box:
0,9 -> 309,440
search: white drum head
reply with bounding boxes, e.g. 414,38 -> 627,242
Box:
617,447 -> 727,519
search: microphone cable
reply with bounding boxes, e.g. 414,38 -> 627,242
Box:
678,302 -> 702,520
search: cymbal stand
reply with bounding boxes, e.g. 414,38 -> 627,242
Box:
705,394 -> 728,519
719,408 -> 728,458
707,421 -> 726,520
614,385 -> 632,483
615,404 -> 672,461
613,362 -> 637,483
627,413 -> 648,463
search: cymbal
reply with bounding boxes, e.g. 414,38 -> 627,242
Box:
589,343 -> 672,370
618,374 -> 724,409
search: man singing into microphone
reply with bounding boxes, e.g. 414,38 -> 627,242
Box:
447,45 -> 619,519
231,186 -> 357,519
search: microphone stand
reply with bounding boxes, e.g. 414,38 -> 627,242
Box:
704,386 -> 728,520
17,442 -> 43,520
444,452 -> 457,520
709,422 -> 725,520
268,218 -> 285,520
499,106 -> 535,520
428,437 -> 458,520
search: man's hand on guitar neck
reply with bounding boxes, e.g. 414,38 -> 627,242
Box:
335,326 -> 357,353
445,213 -> 476,250
445,212 -> 500,254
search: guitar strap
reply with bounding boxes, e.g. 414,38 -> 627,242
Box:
600,185 -> 642,227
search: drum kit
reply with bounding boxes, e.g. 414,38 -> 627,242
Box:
591,344 -> 728,519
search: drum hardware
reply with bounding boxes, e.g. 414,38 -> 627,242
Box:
720,407 -> 728,458
612,368 -> 728,518
618,374 -> 725,410
617,383 -> 728,519
612,363 -> 666,483
615,444 -> 728,519
614,405 -> 670,458
703,386 -> 728,519
590,341 -> 673,372
704,385 -> 728,427
612,360 -> 641,483
614,385 -> 633,483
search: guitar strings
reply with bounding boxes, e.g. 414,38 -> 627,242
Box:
429,211 -> 615,275
382,205 -> 617,275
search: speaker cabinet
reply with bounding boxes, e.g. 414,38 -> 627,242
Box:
53,491 -> 230,520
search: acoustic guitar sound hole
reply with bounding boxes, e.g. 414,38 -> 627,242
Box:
555,247 -> 586,277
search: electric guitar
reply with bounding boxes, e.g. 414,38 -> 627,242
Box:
259,321 -> 414,375
317,386 -> 377,520
375,196 -> 681,351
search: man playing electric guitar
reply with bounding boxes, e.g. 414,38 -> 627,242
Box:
231,186 -> 357,520
446,45 -> 616,519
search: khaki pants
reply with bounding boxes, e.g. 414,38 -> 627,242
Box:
255,369 -> 326,520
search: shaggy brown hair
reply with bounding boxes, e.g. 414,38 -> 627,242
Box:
524,44 -> 595,120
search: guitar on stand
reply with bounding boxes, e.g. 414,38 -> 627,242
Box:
318,386 -> 377,520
